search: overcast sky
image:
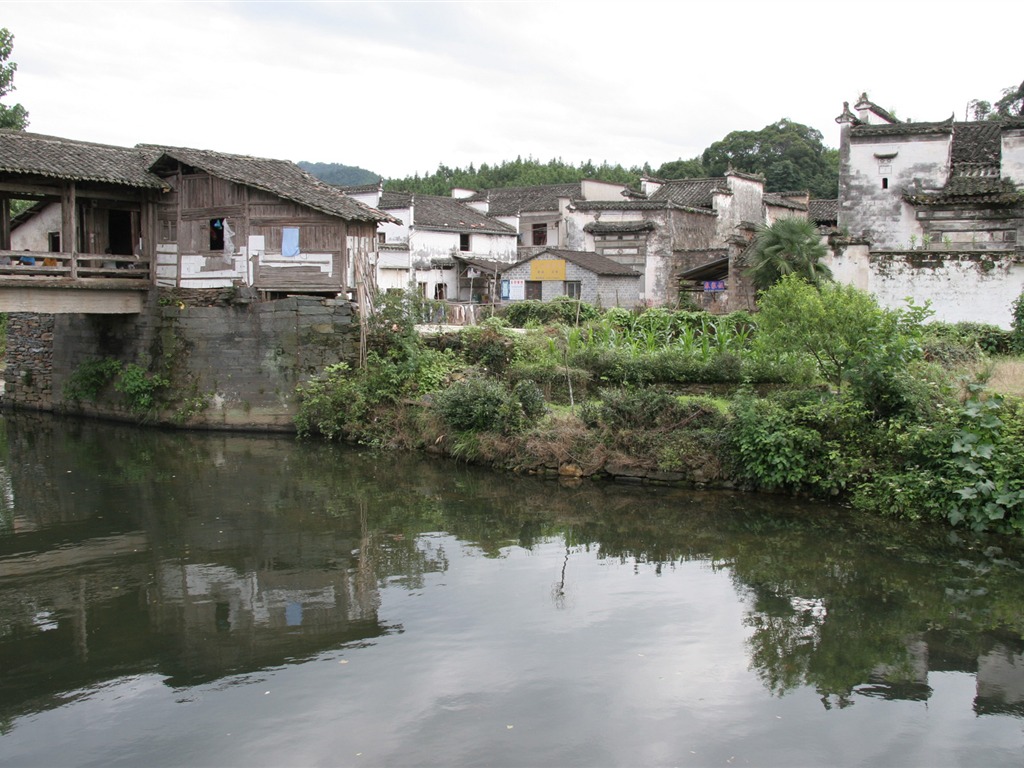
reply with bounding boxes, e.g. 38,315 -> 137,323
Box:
2,1 -> 1021,180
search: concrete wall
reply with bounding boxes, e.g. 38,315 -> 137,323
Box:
3,292 -> 360,430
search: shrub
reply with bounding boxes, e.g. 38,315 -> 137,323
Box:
506,360 -> 590,404
459,324 -> 520,374
64,358 -> 124,402
727,390 -> 873,495
1012,288 -> 1024,354
115,363 -> 170,414
434,376 -> 545,434
501,297 -> 601,328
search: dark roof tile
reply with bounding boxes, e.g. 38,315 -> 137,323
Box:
513,248 -> 640,277
0,130 -> 167,188
142,144 -> 394,223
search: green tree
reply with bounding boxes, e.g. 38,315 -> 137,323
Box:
754,275 -> 932,416
969,79 -> 1024,120
655,156 -> 705,179
0,28 -> 28,130
747,217 -> 832,292
994,79 -> 1024,117
702,119 -> 838,198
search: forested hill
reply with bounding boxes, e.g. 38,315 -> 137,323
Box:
301,118 -> 840,199
296,161 -> 379,187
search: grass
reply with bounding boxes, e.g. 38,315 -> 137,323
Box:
986,357 -> 1024,397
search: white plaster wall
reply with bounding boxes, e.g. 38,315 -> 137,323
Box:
830,248 -> 1024,328
377,268 -> 411,293
1001,130 -> 1024,185
580,180 -> 629,201
10,203 -> 62,251
413,230 -> 516,261
380,205 -> 411,245
822,242 -> 871,291
841,134 -> 950,248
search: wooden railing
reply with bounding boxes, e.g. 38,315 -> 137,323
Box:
0,251 -> 151,281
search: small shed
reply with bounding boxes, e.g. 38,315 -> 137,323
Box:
500,248 -> 640,307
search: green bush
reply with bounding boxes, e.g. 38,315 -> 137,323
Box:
501,297 -> 602,328
1012,288 -> 1024,354
64,358 -> 124,402
115,363 -> 170,414
727,390 -> 873,495
506,360 -> 591,404
584,388 -> 728,432
434,376 -> 544,434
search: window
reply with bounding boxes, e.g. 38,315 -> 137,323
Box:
532,223 -> 547,246
377,232 -> 386,245
564,281 -> 581,299
434,283 -> 447,300
460,233 -> 471,252
210,218 -> 225,251
418,282 -> 428,297
525,281 -> 542,300
47,232 -> 61,252
881,178 -> 889,190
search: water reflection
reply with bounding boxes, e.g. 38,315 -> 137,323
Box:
1,412 -> 1023,762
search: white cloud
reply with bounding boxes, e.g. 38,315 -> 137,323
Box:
2,0 -> 1021,179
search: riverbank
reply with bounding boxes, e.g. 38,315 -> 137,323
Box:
296,284 -> 1024,538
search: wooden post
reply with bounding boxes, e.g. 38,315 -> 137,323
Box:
0,196 -> 10,250
62,182 -> 77,278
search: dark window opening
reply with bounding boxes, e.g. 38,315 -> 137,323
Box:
48,232 -> 61,252
564,281 -> 581,299
377,232 -> 386,245
881,178 -> 889,190
434,283 -> 447,300
108,210 -> 134,255
459,233 -> 471,252
532,223 -> 547,246
210,218 -> 225,251
525,281 -> 542,300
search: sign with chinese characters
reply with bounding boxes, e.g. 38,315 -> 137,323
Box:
703,280 -> 726,292
530,259 -> 567,281
509,279 -> 525,301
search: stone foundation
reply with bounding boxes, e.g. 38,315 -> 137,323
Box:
2,290 -> 360,431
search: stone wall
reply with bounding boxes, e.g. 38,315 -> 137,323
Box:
3,291 -> 360,431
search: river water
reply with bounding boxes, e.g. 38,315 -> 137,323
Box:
0,412 -> 1022,767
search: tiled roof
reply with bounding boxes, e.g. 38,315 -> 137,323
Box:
454,256 -> 507,274
515,248 -> 640,277
951,121 -> 1003,165
398,194 -> 517,235
809,199 -> 838,223
851,119 -> 954,138
679,256 -> 729,282
583,220 -> 656,234
763,193 -> 808,211
647,177 -> 726,209
0,130 -> 168,188
142,144 -> 394,223
379,191 -> 413,209
466,183 -> 582,216
905,176 -> 1023,206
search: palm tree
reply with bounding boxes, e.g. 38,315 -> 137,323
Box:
746,217 -> 832,292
